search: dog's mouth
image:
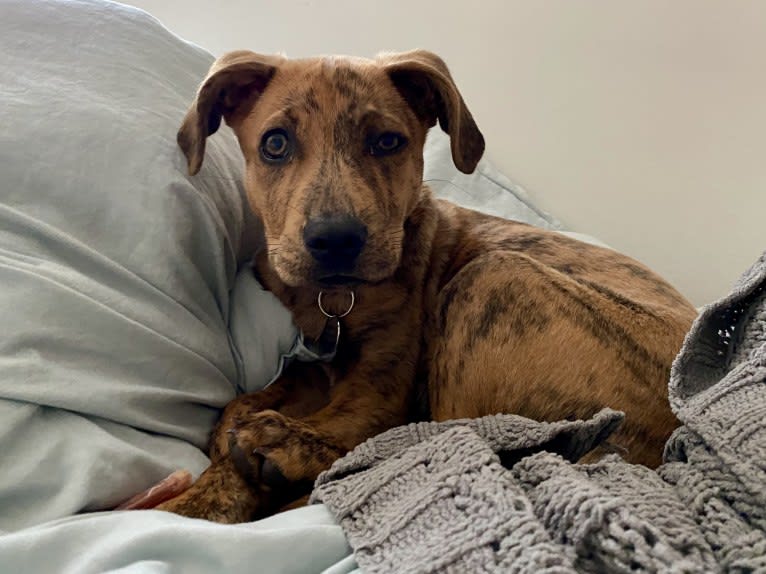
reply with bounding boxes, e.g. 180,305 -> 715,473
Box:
317,274 -> 366,288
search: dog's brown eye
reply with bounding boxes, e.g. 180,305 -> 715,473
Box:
370,132 -> 406,156
260,129 -> 292,163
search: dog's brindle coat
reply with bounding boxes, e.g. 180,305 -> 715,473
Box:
153,50 -> 697,522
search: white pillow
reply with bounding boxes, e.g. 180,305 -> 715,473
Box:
0,0 -> 270,530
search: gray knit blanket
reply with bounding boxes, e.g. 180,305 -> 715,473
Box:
311,250 -> 766,573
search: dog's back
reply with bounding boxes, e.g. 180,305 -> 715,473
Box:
424,200 -> 696,466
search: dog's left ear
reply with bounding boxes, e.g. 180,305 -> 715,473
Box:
381,50 -> 485,174
178,51 -> 282,175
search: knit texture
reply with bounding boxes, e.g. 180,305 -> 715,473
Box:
311,249 -> 766,573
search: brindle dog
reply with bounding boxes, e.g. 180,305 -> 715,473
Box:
145,50 -> 697,522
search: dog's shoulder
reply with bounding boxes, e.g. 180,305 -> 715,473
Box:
431,199 -> 591,280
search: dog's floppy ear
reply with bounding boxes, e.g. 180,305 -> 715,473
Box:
178,51 -> 281,175
381,50 -> 485,174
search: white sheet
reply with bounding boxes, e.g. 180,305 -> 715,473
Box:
0,505 -> 356,574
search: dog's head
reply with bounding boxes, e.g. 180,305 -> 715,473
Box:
178,50 -> 484,289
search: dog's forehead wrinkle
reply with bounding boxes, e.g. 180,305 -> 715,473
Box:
269,65 -> 407,132
319,55 -> 375,74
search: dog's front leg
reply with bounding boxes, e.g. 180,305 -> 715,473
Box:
226,350 -> 416,507
139,363 -> 328,523
143,380 -> 295,523
152,376 -> 408,523
146,339 -> 414,523
229,387 -> 408,483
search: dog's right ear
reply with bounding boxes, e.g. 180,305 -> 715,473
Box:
381,50 -> 485,174
178,51 -> 281,175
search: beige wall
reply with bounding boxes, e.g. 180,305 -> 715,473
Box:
127,0 -> 766,306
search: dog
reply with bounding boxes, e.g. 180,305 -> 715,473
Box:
138,49 -> 697,523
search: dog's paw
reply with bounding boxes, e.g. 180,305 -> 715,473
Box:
227,410 -> 343,489
229,410 -> 292,449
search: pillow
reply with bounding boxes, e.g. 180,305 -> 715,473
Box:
424,130 -> 560,230
424,130 -> 610,248
0,0 -> 266,530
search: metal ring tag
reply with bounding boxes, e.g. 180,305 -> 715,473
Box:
317,291 -> 355,318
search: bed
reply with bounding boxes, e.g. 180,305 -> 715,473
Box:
2,1 -> 764,573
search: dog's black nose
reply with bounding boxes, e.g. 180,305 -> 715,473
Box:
303,216 -> 368,270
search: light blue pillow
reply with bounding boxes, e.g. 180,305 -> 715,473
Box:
0,0 -> 268,530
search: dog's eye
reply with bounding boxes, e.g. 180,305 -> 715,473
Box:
260,129 -> 292,163
370,132 -> 406,156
